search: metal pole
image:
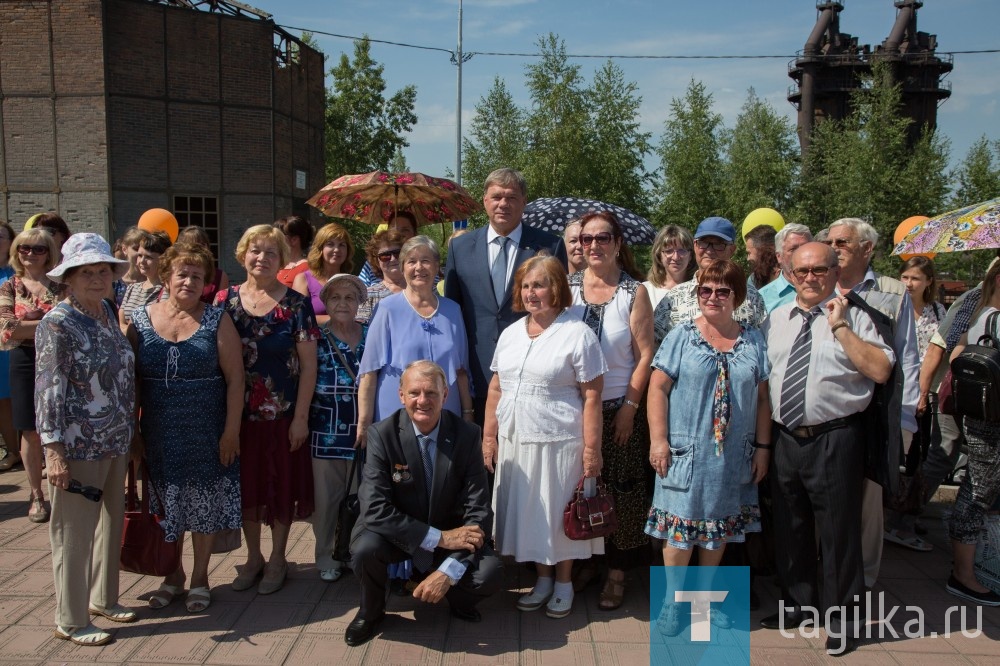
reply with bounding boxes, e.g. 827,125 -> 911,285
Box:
456,0 -> 463,185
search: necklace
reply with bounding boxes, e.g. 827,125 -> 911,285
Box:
525,315 -> 553,340
70,294 -> 105,323
406,293 -> 439,321
242,283 -> 278,312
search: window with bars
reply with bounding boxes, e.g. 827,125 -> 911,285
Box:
173,195 -> 220,258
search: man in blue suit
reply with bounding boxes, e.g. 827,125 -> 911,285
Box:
444,168 -> 567,423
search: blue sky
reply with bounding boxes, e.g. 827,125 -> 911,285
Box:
250,0 -> 999,185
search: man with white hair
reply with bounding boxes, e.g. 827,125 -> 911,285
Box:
825,218 -> 922,588
759,223 -> 813,313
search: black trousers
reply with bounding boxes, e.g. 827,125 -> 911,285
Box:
351,528 -> 504,621
770,420 -> 865,634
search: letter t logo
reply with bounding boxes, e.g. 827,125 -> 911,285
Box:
675,591 -> 729,641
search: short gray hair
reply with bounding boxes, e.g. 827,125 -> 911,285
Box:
563,218 -> 582,239
829,217 -> 879,248
399,234 -> 440,266
775,223 -> 813,253
402,360 -> 447,392
484,168 -> 527,197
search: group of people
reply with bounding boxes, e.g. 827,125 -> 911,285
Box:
1,166 -> 998,656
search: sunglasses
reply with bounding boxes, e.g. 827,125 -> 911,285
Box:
580,233 -> 613,247
697,286 -> 732,300
377,248 -> 401,262
695,239 -> 730,252
792,266 -> 832,279
822,238 -> 856,249
17,244 -> 49,256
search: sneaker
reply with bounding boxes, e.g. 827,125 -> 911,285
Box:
319,568 -> 343,582
945,575 -> 1000,606
708,607 -> 732,629
545,594 -> 573,619
656,602 -> 683,637
516,587 -> 553,612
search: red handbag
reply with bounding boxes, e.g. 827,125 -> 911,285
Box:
120,460 -> 182,577
938,369 -> 955,416
563,476 -> 619,540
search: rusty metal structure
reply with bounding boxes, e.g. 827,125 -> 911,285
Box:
788,0 -> 952,155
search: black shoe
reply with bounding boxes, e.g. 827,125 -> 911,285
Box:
449,605 -> 482,623
345,613 -> 384,646
826,635 -> 858,656
914,519 -> 928,536
749,586 -> 760,612
760,610 -> 813,630
945,575 -> 1000,606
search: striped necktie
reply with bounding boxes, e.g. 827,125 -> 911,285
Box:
417,434 -> 434,493
779,307 -> 822,430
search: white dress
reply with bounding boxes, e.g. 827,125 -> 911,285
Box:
490,310 -> 608,564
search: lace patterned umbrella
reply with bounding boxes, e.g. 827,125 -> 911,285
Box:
521,197 -> 656,245
307,171 -> 481,226
892,197 -> 1000,255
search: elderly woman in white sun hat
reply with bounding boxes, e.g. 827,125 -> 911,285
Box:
35,233 -> 138,646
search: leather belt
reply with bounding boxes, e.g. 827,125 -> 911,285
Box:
778,415 -> 859,439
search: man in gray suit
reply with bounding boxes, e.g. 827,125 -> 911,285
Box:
445,168 -> 568,422
346,361 -> 502,646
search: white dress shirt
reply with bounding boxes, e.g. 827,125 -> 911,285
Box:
486,223 -> 523,289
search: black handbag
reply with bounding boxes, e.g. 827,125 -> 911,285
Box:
333,454 -> 363,563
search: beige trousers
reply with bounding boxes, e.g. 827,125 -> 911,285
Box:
49,453 -> 128,629
311,457 -> 353,571
860,431 -> 913,587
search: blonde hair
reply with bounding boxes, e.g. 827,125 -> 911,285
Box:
10,228 -> 59,275
235,224 -> 290,266
307,222 -> 354,275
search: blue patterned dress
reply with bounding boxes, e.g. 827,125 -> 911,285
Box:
134,304 -> 241,541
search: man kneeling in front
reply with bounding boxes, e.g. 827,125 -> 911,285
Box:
346,360 -> 503,646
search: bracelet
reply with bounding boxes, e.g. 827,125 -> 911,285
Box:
753,442 -> 774,450
830,319 -> 850,334
622,398 -> 640,409
462,409 -> 475,415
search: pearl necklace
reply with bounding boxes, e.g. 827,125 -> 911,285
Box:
70,294 -> 106,323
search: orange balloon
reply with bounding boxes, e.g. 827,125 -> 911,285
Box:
137,208 -> 179,242
894,215 -> 935,261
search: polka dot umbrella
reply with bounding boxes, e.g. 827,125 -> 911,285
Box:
521,197 -> 656,245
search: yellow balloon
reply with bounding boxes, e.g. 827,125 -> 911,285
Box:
23,213 -> 42,231
742,208 -> 785,239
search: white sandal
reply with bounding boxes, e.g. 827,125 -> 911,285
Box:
186,586 -> 211,613
88,603 -> 137,623
54,624 -> 112,646
148,584 -> 184,610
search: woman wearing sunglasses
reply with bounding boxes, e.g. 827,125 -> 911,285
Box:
646,259 -> 771,635
0,228 -> 65,522
567,211 -> 655,610
356,229 -> 407,325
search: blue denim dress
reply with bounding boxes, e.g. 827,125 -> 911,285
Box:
645,321 -> 770,550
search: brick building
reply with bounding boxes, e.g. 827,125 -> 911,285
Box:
0,0 -> 325,273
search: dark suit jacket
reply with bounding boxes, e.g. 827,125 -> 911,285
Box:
444,223 -> 567,397
351,409 -> 492,568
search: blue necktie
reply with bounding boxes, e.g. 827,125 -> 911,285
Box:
415,434 -> 435,572
491,236 -> 510,306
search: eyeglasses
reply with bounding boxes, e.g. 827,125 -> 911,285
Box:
792,266 -> 832,279
822,238 -> 855,249
695,239 -> 730,252
17,244 -> 49,256
377,249 -> 401,262
697,286 -> 732,301
580,233 -> 614,247
660,248 -> 690,257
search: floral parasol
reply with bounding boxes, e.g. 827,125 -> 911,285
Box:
306,171 -> 481,226
893,197 -> 1000,255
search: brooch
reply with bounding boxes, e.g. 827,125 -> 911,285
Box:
392,464 -> 412,483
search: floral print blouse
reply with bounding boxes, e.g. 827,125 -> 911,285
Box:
915,302 -> 946,361
34,303 -> 136,460
216,285 -> 320,421
0,276 -> 65,350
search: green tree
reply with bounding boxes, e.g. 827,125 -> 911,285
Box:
721,88 -> 799,224
462,76 -> 528,208
522,34 -> 593,200
793,61 -> 949,271
654,79 -> 725,227
587,60 -> 653,216
950,135 -> 1000,206
324,38 -> 417,180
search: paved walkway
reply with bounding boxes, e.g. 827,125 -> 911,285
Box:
0,468 -> 997,664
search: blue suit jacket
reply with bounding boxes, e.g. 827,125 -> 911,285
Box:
444,223 -> 567,398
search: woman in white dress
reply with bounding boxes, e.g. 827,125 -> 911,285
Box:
484,256 -> 607,619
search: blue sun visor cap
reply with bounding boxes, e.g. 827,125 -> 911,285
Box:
693,217 -> 736,243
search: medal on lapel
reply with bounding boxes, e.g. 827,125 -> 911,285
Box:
392,464 -> 411,483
